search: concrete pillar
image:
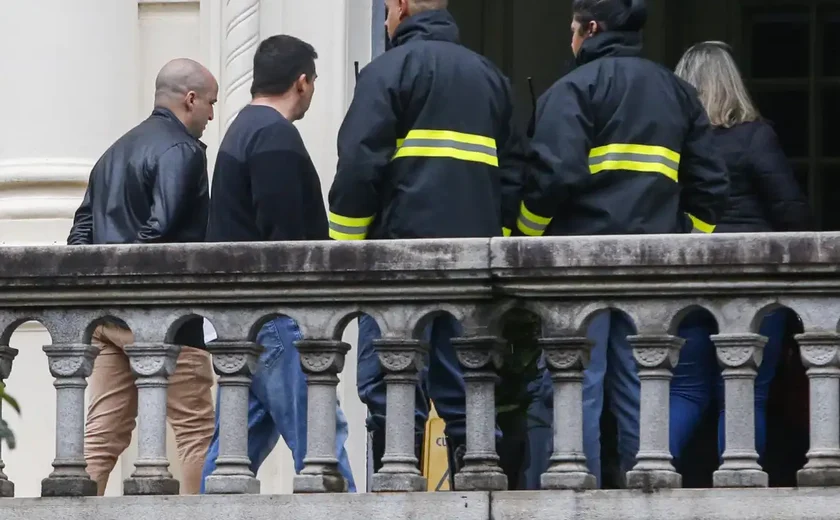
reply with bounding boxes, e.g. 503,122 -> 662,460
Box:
205,341 -> 263,494
712,333 -> 768,488
123,344 -> 181,496
796,332 -> 840,487
539,337 -> 596,490
0,344 -> 19,497
40,344 -> 99,497
221,0 -> 260,131
0,0 -> 136,245
452,336 -> 507,491
371,338 -> 427,492
627,335 -> 684,490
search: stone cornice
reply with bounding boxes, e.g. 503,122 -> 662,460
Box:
0,159 -> 92,220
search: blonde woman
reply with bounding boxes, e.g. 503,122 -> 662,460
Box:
669,41 -> 812,472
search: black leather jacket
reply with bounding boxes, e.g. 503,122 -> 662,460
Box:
68,108 -> 209,245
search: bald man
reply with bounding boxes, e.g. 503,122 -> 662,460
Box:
67,58 -> 219,496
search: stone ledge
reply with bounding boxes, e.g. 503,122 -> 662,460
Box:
2,489 -> 840,520
491,488 -> 840,520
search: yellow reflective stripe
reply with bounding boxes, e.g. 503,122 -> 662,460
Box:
404,129 -> 496,149
328,212 -> 374,240
502,227 -> 511,237
589,143 -> 681,182
393,146 -> 498,167
393,129 -> 498,167
688,213 -> 716,234
516,202 -> 552,237
590,160 -> 679,182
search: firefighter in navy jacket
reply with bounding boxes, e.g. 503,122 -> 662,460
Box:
327,0 -> 525,488
521,0 -> 730,490
516,1 -> 729,237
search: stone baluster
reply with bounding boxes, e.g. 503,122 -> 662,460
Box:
626,335 -> 684,490
451,336 -> 507,491
371,337 -> 428,492
123,343 -> 181,495
294,339 -> 350,493
711,333 -> 767,488
539,337 -> 596,490
0,344 -> 19,497
796,332 -> 840,487
41,344 -> 99,497
204,341 -> 263,494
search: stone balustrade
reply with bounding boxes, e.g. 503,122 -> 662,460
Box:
1,232 -> 840,519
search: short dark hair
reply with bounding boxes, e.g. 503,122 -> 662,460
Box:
251,35 -> 318,97
572,0 -> 646,33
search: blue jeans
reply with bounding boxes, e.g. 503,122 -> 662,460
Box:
357,314 -> 468,439
201,316 -> 356,492
670,309 -> 785,466
582,310 -> 641,487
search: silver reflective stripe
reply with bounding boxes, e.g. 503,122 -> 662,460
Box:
518,215 -> 547,234
589,152 -> 680,171
399,138 -> 498,158
329,222 -> 367,235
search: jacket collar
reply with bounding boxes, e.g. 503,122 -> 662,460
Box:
391,9 -> 460,48
150,107 -> 206,149
575,31 -> 643,67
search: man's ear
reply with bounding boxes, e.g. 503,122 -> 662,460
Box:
296,74 -> 307,93
587,20 -> 600,36
185,91 -> 197,110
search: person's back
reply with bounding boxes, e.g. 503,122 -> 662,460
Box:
65,58 -> 218,496
200,34 -> 356,494
328,6 -> 523,240
73,111 -> 209,244
206,104 -> 327,242
517,0 -> 729,238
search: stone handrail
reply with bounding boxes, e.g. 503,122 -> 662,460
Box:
0,232 -> 838,496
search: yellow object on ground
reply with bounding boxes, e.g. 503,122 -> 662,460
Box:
421,405 -> 450,491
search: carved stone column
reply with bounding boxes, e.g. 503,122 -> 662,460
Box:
371,338 -> 428,492
712,333 -> 767,488
123,343 -> 181,495
539,337 -> 596,490
796,332 -> 840,487
41,344 -> 99,497
293,340 -> 350,493
0,344 -> 18,497
204,341 -> 263,494
626,335 -> 683,490
221,0 -> 260,131
452,336 -> 507,491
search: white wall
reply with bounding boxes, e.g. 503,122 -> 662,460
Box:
0,0 -> 373,496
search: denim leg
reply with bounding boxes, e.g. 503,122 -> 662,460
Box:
426,315 -> 467,439
670,310 -> 717,465
356,314 -> 429,436
716,309 -> 786,461
256,317 -> 357,492
200,384 -> 279,493
604,311 -> 641,480
583,310 -> 611,487
522,357 -> 553,489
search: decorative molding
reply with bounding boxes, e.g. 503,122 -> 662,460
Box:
221,0 -> 260,131
0,159 -> 93,220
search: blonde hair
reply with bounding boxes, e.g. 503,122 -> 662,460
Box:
675,41 -> 760,128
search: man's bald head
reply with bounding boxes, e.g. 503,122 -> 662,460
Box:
153,58 -> 218,138
154,58 -> 215,106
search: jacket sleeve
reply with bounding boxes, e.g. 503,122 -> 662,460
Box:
515,78 -> 593,236
67,172 -> 94,245
497,78 -> 528,237
136,143 -> 206,243
248,124 -> 316,241
678,93 -> 730,233
327,64 -> 399,240
749,123 -> 813,231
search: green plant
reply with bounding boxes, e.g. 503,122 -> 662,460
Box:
0,381 -> 20,450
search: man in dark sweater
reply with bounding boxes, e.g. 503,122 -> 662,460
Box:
201,35 -> 356,492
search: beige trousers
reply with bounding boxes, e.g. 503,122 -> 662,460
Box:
84,323 -> 215,495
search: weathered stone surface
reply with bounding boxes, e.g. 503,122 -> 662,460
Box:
40,476 -> 97,497
3,489 -> 840,520
123,476 -> 180,496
